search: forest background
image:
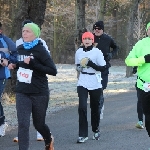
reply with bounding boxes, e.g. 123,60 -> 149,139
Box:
0,0 -> 150,96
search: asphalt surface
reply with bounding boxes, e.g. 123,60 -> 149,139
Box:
0,89 -> 150,150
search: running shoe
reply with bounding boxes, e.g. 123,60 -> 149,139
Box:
135,121 -> 144,129
77,137 -> 88,143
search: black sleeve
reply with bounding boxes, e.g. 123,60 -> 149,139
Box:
29,49 -> 57,76
30,57 -> 57,76
110,37 -> 118,57
87,60 -> 107,72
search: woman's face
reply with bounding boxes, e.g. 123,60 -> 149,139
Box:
22,27 -> 36,42
82,38 -> 93,47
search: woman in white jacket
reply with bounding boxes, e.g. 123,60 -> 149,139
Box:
75,32 -> 107,143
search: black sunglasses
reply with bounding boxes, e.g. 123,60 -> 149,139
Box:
94,27 -> 102,30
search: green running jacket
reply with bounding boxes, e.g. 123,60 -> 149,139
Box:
125,37 -> 150,90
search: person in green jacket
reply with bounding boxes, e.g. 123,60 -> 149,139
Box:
125,22 -> 150,137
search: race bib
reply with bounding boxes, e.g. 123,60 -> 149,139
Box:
17,67 -> 33,84
143,82 -> 150,92
95,72 -> 102,83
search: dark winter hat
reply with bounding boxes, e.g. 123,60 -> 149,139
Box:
93,21 -> 104,30
22,19 -> 33,27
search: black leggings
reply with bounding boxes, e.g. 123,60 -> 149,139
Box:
136,88 -> 150,137
77,86 -> 102,137
16,93 -> 51,150
136,85 -> 143,121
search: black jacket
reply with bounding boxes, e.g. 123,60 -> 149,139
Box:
16,41 -> 57,95
94,33 -> 118,59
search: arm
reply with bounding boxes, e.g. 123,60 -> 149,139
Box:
103,36 -> 118,62
28,49 -> 57,76
8,50 -> 18,64
87,60 -> 107,72
75,50 -> 81,78
3,35 -> 18,63
87,49 -> 107,71
75,64 -> 83,79
125,42 -> 145,66
110,37 -> 118,57
29,57 -> 57,76
125,56 -> 145,66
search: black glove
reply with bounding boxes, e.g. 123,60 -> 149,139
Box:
132,66 -> 137,74
105,53 -> 112,61
87,60 -> 107,72
106,62 -> 111,68
144,54 -> 150,63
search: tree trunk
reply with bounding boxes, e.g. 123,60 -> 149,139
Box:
10,0 -> 47,40
4,0 -> 47,96
75,0 -> 86,50
126,0 -> 139,77
98,0 -> 106,20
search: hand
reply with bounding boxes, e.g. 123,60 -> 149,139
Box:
80,57 -> 90,68
105,53 -> 112,61
8,63 -> 16,69
87,60 -> 94,67
106,62 -> 111,68
144,54 -> 150,63
24,57 -> 31,64
76,65 -> 83,72
132,67 -> 137,74
0,58 -> 8,67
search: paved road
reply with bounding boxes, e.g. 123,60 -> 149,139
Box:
0,89 -> 150,150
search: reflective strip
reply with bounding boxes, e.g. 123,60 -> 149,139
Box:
0,48 -> 9,54
0,38 -> 8,48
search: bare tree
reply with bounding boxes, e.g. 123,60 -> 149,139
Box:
126,0 -> 140,77
98,0 -> 106,21
10,0 -> 47,40
75,0 -> 86,49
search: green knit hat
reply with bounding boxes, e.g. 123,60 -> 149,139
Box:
24,23 -> 40,37
146,22 -> 150,31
